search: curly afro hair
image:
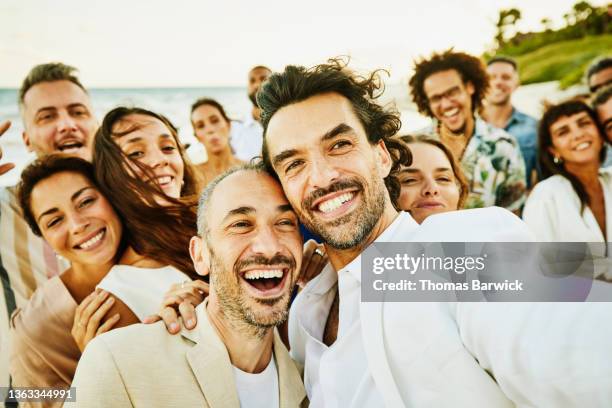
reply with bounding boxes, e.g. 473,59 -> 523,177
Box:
409,49 -> 489,118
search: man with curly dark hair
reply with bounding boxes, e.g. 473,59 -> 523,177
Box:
409,49 -> 527,213
256,58 -> 533,407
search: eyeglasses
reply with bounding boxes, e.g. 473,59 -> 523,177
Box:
427,86 -> 463,107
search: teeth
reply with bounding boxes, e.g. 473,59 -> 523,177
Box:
78,230 -> 104,249
574,142 -> 590,151
443,108 -> 459,117
157,176 -> 172,185
244,269 -> 284,280
58,141 -> 83,150
318,192 -> 354,213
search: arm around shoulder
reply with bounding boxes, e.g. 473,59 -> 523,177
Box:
70,336 -> 132,408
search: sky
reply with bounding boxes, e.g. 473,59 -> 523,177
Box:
0,0 -> 608,87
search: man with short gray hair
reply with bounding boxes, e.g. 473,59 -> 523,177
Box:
72,164 -> 307,408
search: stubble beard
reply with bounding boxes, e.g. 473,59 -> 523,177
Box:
208,246 -> 292,339
299,175 -> 386,250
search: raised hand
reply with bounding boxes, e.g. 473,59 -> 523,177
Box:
0,121 -> 16,176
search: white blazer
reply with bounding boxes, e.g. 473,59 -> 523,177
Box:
523,168 -> 612,242
290,207 -> 535,407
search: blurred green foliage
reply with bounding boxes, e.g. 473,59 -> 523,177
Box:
484,1 -> 611,88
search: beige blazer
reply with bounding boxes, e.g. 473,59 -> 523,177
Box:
71,303 -> 307,407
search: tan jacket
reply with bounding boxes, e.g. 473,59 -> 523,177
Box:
71,303 -> 307,407
9,276 -> 79,408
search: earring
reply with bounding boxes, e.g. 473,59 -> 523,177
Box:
553,156 -> 563,165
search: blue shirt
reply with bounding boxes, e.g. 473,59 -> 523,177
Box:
603,144 -> 612,168
504,108 -> 539,188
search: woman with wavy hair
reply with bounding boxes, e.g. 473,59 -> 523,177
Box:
523,100 -> 611,243
10,156 -> 203,402
91,106 -> 206,317
396,134 -> 468,223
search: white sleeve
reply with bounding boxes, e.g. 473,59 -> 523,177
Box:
457,302 -> 612,407
97,266 -> 189,321
522,184 -> 558,241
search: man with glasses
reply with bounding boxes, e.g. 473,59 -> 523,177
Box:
409,49 -> 527,213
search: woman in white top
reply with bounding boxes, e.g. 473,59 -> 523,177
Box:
92,107 -> 207,324
523,100 -> 611,242
395,135 -> 469,223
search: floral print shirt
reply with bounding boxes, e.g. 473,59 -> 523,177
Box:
422,117 -> 527,211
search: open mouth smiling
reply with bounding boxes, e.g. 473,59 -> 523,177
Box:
56,139 -> 84,152
73,228 -> 106,251
309,189 -> 360,219
239,266 -> 291,297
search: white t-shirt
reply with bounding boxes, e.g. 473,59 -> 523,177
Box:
232,355 -> 279,408
97,264 -> 189,321
230,115 -> 264,162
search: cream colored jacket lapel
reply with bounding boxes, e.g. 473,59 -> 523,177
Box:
182,302 -> 307,408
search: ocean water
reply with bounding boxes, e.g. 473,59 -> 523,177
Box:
0,80 -> 579,187
0,84 -> 430,187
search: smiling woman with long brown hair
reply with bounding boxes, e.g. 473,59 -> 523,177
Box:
10,155 -> 186,402
93,106 -> 203,275
85,107 -> 209,329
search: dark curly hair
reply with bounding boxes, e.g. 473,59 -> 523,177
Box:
539,100 -> 606,213
409,49 -> 489,118
257,57 -> 411,208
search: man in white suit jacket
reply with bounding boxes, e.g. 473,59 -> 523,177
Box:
257,60 -> 612,407
71,164 -> 308,408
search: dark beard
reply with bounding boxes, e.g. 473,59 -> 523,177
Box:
299,176 -> 386,250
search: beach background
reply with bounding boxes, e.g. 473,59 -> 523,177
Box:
0,80 -> 584,188
2,0 -> 608,187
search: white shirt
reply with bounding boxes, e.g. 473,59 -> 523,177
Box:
523,168 -> 612,242
97,264 -> 189,321
290,208 -> 540,407
290,212 -> 418,407
232,355 -> 279,408
230,114 -> 264,162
